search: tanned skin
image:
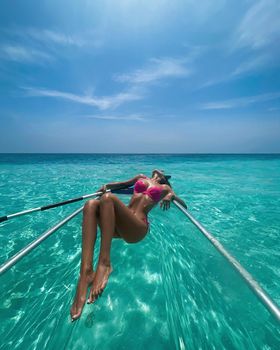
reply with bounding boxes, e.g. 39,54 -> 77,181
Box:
70,169 -> 186,321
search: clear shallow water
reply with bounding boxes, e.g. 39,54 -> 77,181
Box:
0,154 -> 279,350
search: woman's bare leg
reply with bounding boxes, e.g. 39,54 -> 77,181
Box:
87,193 -> 147,302
87,194 -> 114,303
70,199 -> 100,321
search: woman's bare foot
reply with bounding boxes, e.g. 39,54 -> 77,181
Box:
70,270 -> 95,321
87,262 -> 112,303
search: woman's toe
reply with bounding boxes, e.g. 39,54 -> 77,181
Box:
88,289 -> 97,303
87,290 -> 93,303
70,306 -> 76,318
71,309 -> 81,321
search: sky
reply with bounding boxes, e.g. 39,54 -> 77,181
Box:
0,0 -> 280,153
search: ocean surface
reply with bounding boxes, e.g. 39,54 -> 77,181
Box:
0,154 -> 279,350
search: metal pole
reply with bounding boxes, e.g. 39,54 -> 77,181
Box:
0,188 -> 134,274
173,199 -> 280,323
0,187 -> 134,224
0,192 -> 101,223
0,206 -> 83,275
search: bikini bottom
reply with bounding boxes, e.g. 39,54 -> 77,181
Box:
142,217 -> 150,233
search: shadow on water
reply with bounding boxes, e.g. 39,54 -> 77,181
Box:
85,311 -> 95,328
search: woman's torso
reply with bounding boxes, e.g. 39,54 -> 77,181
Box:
127,177 -> 166,222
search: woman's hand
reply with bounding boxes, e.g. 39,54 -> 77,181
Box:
160,197 -> 171,211
97,184 -> 107,195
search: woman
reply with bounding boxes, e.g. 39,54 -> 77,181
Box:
70,169 -> 186,321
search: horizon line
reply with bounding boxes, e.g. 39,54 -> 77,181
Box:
1,152 -> 280,155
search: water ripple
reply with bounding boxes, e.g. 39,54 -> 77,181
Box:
0,154 -> 279,349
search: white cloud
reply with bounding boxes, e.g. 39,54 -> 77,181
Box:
22,86 -> 143,110
231,54 -> 273,77
84,113 -> 146,121
268,107 -> 280,112
0,45 -> 53,63
115,57 -> 191,85
5,27 -> 90,47
0,28 -> 102,66
235,0 -> 280,50
200,92 -> 280,110
199,53 -> 276,89
200,1 -> 280,89
0,28 -> 90,65
25,28 -> 87,47
24,56 -> 192,112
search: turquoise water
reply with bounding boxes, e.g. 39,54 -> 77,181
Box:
0,154 -> 279,350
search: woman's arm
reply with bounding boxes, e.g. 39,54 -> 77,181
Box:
99,174 -> 146,192
160,185 -> 188,210
173,194 -> 188,209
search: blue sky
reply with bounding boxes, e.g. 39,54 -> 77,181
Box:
0,0 -> 279,153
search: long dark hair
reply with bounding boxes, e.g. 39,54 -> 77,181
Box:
152,169 -> 172,187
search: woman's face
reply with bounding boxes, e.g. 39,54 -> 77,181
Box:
152,170 -> 165,183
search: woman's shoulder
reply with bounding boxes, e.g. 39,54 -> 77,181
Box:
161,183 -> 172,191
137,173 -> 149,180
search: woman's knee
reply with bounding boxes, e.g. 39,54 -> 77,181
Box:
99,192 -> 116,204
83,199 -> 100,214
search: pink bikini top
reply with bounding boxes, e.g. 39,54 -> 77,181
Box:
134,177 -> 163,202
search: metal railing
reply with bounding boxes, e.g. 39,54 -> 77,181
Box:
173,199 -> 280,323
1,187 -> 279,323
0,206 -> 84,275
